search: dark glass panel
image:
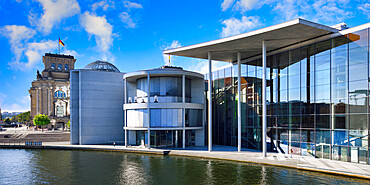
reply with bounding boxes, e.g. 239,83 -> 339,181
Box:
302,115 -> 315,128
289,101 -> 301,115
267,116 -> 276,127
277,116 -> 289,127
316,40 -> 331,56
334,115 -> 347,129
276,51 -> 289,68
289,115 -> 300,128
301,101 -> 315,114
332,98 -> 348,114
316,100 -> 330,114
349,114 -> 367,130
316,115 -> 330,129
277,102 -> 288,115
185,109 -> 203,127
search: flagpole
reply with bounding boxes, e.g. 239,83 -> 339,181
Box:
58,39 -> 60,54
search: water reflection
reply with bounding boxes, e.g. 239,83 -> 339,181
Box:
0,149 -> 368,184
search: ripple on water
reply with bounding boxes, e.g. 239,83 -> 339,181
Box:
0,149 -> 368,185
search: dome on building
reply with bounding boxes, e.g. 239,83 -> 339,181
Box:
84,60 -> 120,72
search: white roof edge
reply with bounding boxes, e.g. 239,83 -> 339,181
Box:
163,18 -> 338,54
338,22 -> 370,35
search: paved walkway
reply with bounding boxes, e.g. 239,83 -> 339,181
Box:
1,143 -> 370,179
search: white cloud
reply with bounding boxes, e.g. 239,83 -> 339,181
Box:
120,12 -> 137,28
123,1 -> 143,10
91,0 -> 114,11
79,11 -> 113,56
162,40 -> 182,66
221,0 -> 353,25
10,39 -> 77,70
0,25 -> 36,64
1,25 -> 77,70
221,15 -> 262,37
234,0 -> 260,12
0,93 -> 30,113
358,3 -> 370,19
36,0 -> 80,34
221,0 -> 235,11
222,0 -> 264,12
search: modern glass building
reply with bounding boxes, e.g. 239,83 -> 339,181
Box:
123,66 -> 205,148
164,19 -> 370,164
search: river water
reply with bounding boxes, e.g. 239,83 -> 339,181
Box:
0,149 -> 368,184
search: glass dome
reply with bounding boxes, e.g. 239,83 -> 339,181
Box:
84,60 -> 120,72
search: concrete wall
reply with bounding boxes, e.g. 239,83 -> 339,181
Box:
70,71 -> 79,144
70,70 -> 124,145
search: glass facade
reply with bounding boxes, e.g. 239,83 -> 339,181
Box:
207,27 -> 370,164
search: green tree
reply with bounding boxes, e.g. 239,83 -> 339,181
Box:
67,120 -> 70,128
14,111 -> 30,123
33,114 -> 50,132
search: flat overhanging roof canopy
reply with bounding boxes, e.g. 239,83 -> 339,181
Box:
163,18 -> 339,63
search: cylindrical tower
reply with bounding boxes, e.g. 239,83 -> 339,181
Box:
124,66 -> 205,148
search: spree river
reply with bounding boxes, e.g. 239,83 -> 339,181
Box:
0,149 -> 367,184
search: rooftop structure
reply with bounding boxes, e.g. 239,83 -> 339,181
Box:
164,18 -> 370,164
84,60 -> 120,72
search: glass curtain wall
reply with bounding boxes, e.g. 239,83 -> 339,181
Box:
207,27 -> 370,164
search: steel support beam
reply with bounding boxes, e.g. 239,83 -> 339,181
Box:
237,51 -> 242,152
262,41 -> 267,157
208,51 -> 212,152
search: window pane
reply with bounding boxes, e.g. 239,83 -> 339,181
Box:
316,115 -> 330,129
316,130 -> 330,144
334,115 -> 347,129
349,62 -> 367,81
348,29 -> 368,49
302,115 -> 314,128
349,130 -> 368,147
333,130 -> 348,145
316,69 -> 330,85
349,114 -> 367,130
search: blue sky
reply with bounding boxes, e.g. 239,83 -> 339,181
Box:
0,0 -> 369,112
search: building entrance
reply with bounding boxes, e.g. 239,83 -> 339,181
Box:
151,130 -> 183,148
